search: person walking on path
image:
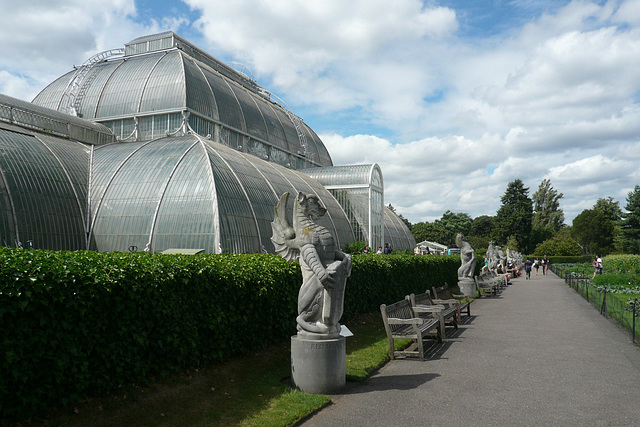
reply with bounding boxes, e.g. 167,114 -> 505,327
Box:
541,255 -> 549,275
592,256 -> 599,279
534,257 -> 540,275
524,258 -> 532,279
592,255 -> 603,279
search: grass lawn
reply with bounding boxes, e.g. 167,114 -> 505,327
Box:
24,312 -> 409,427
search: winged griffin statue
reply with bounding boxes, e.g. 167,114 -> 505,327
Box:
271,192 -> 352,338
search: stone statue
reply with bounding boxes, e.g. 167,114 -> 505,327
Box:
271,192 -> 352,339
456,233 -> 476,279
456,233 -> 477,296
486,241 -> 498,274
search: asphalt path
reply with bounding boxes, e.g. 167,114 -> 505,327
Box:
300,270 -> 640,426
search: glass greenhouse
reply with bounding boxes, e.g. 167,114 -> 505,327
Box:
302,164 -> 385,250
33,31 -> 331,170
0,32 -> 415,254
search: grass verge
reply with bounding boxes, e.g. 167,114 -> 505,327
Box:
17,312 -> 408,427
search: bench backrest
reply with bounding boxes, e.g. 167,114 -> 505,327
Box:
380,299 -> 414,333
432,284 -> 454,300
409,291 -> 434,307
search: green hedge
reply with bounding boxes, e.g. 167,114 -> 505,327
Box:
0,248 -> 459,420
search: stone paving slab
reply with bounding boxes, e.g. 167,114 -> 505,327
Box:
300,271 -> 640,426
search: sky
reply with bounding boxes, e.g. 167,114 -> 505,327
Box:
2,0 -> 640,225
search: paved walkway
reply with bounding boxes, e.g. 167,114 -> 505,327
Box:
301,271 -> 640,426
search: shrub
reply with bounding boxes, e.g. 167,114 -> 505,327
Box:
0,248 -> 459,421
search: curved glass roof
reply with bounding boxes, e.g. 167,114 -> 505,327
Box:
383,206 -> 416,251
301,164 -> 384,189
3,32 -> 416,254
32,32 -> 332,169
90,133 -> 353,254
0,119 -> 91,250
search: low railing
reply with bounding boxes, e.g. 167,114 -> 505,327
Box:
552,264 -> 640,344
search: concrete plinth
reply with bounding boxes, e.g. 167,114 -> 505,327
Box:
291,335 -> 345,394
458,279 -> 477,297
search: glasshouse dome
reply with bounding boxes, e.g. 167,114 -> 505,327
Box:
0,32 -> 415,253
33,31 -> 331,170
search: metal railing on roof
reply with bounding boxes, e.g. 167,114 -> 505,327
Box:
58,48 -> 125,116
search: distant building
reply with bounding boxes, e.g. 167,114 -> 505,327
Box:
0,32 -> 414,253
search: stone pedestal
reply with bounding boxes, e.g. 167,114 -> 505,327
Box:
291,335 -> 345,394
458,278 -> 477,297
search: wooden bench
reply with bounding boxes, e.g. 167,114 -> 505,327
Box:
407,291 -> 458,337
474,275 -> 500,296
432,284 -> 471,322
380,299 -> 442,360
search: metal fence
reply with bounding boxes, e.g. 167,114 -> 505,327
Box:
551,264 -> 640,344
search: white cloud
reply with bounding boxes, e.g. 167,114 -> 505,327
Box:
3,0 -> 640,228
0,0 -> 190,101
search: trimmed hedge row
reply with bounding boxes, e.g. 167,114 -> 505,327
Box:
0,248 -> 459,420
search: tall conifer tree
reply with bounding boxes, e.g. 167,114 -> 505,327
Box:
493,179 -> 533,251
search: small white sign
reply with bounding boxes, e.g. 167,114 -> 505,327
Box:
340,325 -> 354,337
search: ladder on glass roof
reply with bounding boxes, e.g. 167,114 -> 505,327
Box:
58,48 -> 125,116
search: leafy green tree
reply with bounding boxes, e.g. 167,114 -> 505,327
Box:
532,179 -> 565,231
470,215 -> 494,238
593,197 -> 622,222
529,179 -> 564,249
620,185 -> 640,254
533,235 -> 582,256
467,235 -> 491,253
412,211 -> 473,246
411,221 -> 447,244
505,235 -> 519,252
571,208 -> 615,255
493,179 -> 533,252
529,225 -> 555,251
435,210 -> 472,245
593,196 -> 623,251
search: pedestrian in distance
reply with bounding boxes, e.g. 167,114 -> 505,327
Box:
541,255 -> 549,275
597,255 -> 603,275
534,257 -> 540,275
524,258 -> 533,280
592,255 -> 603,279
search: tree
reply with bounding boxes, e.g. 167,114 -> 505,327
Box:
571,209 -> 615,255
411,221 -> 447,244
620,185 -> 640,254
532,179 -> 565,231
533,235 -> 582,256
505,235 -> 519,252
412,211 -> 473,246
470,215 -> 494,238
593,197 -> 622,222
493,179 -> 533,252
435,210 -> 473,245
